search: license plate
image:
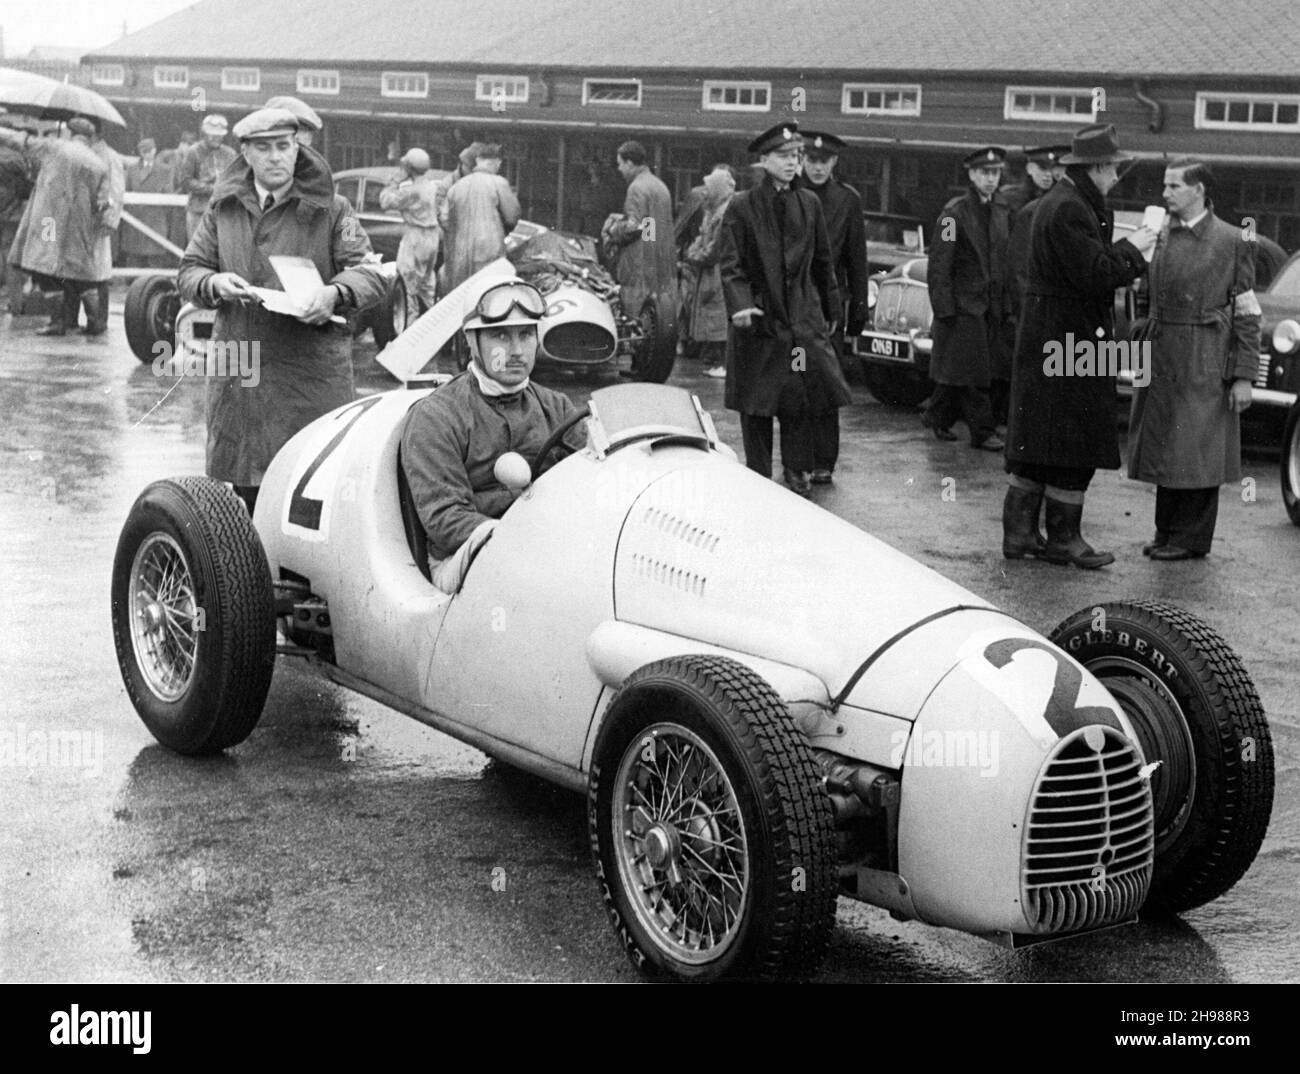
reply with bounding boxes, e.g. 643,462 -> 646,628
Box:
857,333 -> 911,362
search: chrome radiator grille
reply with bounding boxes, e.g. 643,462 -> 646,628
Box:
873,279 -> 932,335
1256,349 -> 1271,389
1022,727 -> 1154,934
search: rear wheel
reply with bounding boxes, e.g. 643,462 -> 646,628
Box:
589,655 -> 837,981
1280,401 -> 1300,526
111,477 -> 276,755
123,274 -> 180,364
630,297 -> 677,383
1050,600 -> 1273,912
861,362 -> 932,408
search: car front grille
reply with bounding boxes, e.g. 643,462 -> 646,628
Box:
1022,726 -> 1153,934
1256,349 -> 1271,389
873,279 -> 932,335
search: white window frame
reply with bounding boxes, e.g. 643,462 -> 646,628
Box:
153,65 -> 189,90
1004,85 -> 1097,122
701,80 -> 771,113
1196,91 -> 1300,132
381,71 -> 428,99
475,75 -> 530,105
90,63 -> 125,87
582,78 -> 642,107
842,82 -> 921,117
220,67 -> 260,92
296,69 -> 340,96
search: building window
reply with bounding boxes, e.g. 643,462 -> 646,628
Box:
475,75 -> 530,105
702,80 -> 770,112
842,83 -> 921,117
1004,86 -> 1097,121
90,63 -> 125,87
1197,92 -> 1300,132
297,69 -> 340,95
381,71 -> 428,98
220,67 -> 260,92
582,78 -> 641,107
153,65 -> 189,90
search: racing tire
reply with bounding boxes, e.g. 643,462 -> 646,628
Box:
123,274 -> 180,364
1049,600 -> 1273,913
631,297 -> 677,383
111,477 -> 277,755
861,363 -> 932,408
1280,401 -> 1300,526
588,655 -> 838,982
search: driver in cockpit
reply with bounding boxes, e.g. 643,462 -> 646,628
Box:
401,277 -> 582,592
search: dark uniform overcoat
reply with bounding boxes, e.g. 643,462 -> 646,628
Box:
1005,174 -> 1146,470
802,176 -> 870,333
718,178 -> 850,416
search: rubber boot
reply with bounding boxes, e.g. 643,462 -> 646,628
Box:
80,285 -> 106,335
1043,497 -> 1114,569
1001,485 -> 1047,559
36,287 -> 77,336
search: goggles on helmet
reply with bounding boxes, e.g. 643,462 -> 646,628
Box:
463,280 -> 546,330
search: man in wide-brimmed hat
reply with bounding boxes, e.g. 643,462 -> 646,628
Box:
1002,123 -> 1157,567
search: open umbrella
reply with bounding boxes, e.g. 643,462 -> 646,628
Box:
0,66 -> 126,128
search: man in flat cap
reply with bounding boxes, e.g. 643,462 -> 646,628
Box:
923,146 -> 1012,451
178,107 -> 386,513
718,121 -> 849,495
797,130 -> 868,483
176,114 -> 235,239
264,95 -> 323,147
123,137 -> 175,269
1003,123 -> 1156,567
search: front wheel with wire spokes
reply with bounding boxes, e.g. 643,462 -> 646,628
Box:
588,655 -> 837,981
111,477 -> 276,755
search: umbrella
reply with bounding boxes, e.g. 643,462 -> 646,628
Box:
0,66 -> 126,128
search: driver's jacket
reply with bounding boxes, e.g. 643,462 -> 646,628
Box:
401,372 -> 579,560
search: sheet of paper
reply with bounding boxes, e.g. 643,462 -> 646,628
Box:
375,257 -> 516,382
1142,205 -> 1167,232
248,285 -> 348,325
269,254 -> 326,307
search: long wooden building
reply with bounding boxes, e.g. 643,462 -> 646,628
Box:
84,0 -> 1300,247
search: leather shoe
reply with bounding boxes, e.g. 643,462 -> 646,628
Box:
810,469 -> 833,485
920,414 -> 957,441
783,468 -> 812,496
1149,544 -> 1206,561
972,435 -> 1006,452
1142,536 -> 1167,556
79,324 -> 107,337
35,324 -> 66,337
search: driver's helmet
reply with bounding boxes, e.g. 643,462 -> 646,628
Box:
462,278 -> 547,333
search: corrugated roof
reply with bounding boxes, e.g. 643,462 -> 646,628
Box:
87,0 -> 1300,77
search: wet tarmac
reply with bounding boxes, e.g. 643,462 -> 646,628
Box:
1,291 -> 1296,982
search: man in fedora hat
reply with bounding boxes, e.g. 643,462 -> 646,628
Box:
923,146 -> 1012,450
718,121 -> 849,495
1003,123 -> 1157,567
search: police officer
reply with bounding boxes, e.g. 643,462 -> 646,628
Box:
797,130 -> 868,484
923,146 -> 1011,451
1006,144 -> 1069,316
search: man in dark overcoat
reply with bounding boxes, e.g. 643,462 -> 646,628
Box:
1003,124 -> 1156,567
1003,145 -> 1069,368
718,122 -> 850,495
1128,159 -> 1259,560
923,147 -> 1012,451
797,130 -> 868,484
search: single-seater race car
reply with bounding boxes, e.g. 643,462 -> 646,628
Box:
110,382 -> 1273,981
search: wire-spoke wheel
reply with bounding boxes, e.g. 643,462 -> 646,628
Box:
590,655 -> 837,982
111,477 -> 276,755
128,533 -> 200,701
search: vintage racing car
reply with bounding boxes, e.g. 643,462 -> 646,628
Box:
110,382 -> 1274,981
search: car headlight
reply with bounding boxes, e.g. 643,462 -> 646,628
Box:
867,278 -> 879,310
1272,319 -> 1300,355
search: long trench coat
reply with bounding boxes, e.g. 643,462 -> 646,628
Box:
177,147 -> 386,485
718,178 -> 850,417
1128,209 -> 1260,488
1006,174 -> 1147,470
89,140 -> 125,280
0,131 -> 111,283
440,170 -> 520,293
802,175 -> 870,333
928,188 -> 1012,388
682,200 -> 730,343
122,158 -> 175,260
610,166 -> 677,322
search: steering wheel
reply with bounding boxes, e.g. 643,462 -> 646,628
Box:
531,407 -> 590,481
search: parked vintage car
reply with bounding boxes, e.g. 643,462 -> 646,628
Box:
864,211 -> 927,274
110,381 -> 1273,981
